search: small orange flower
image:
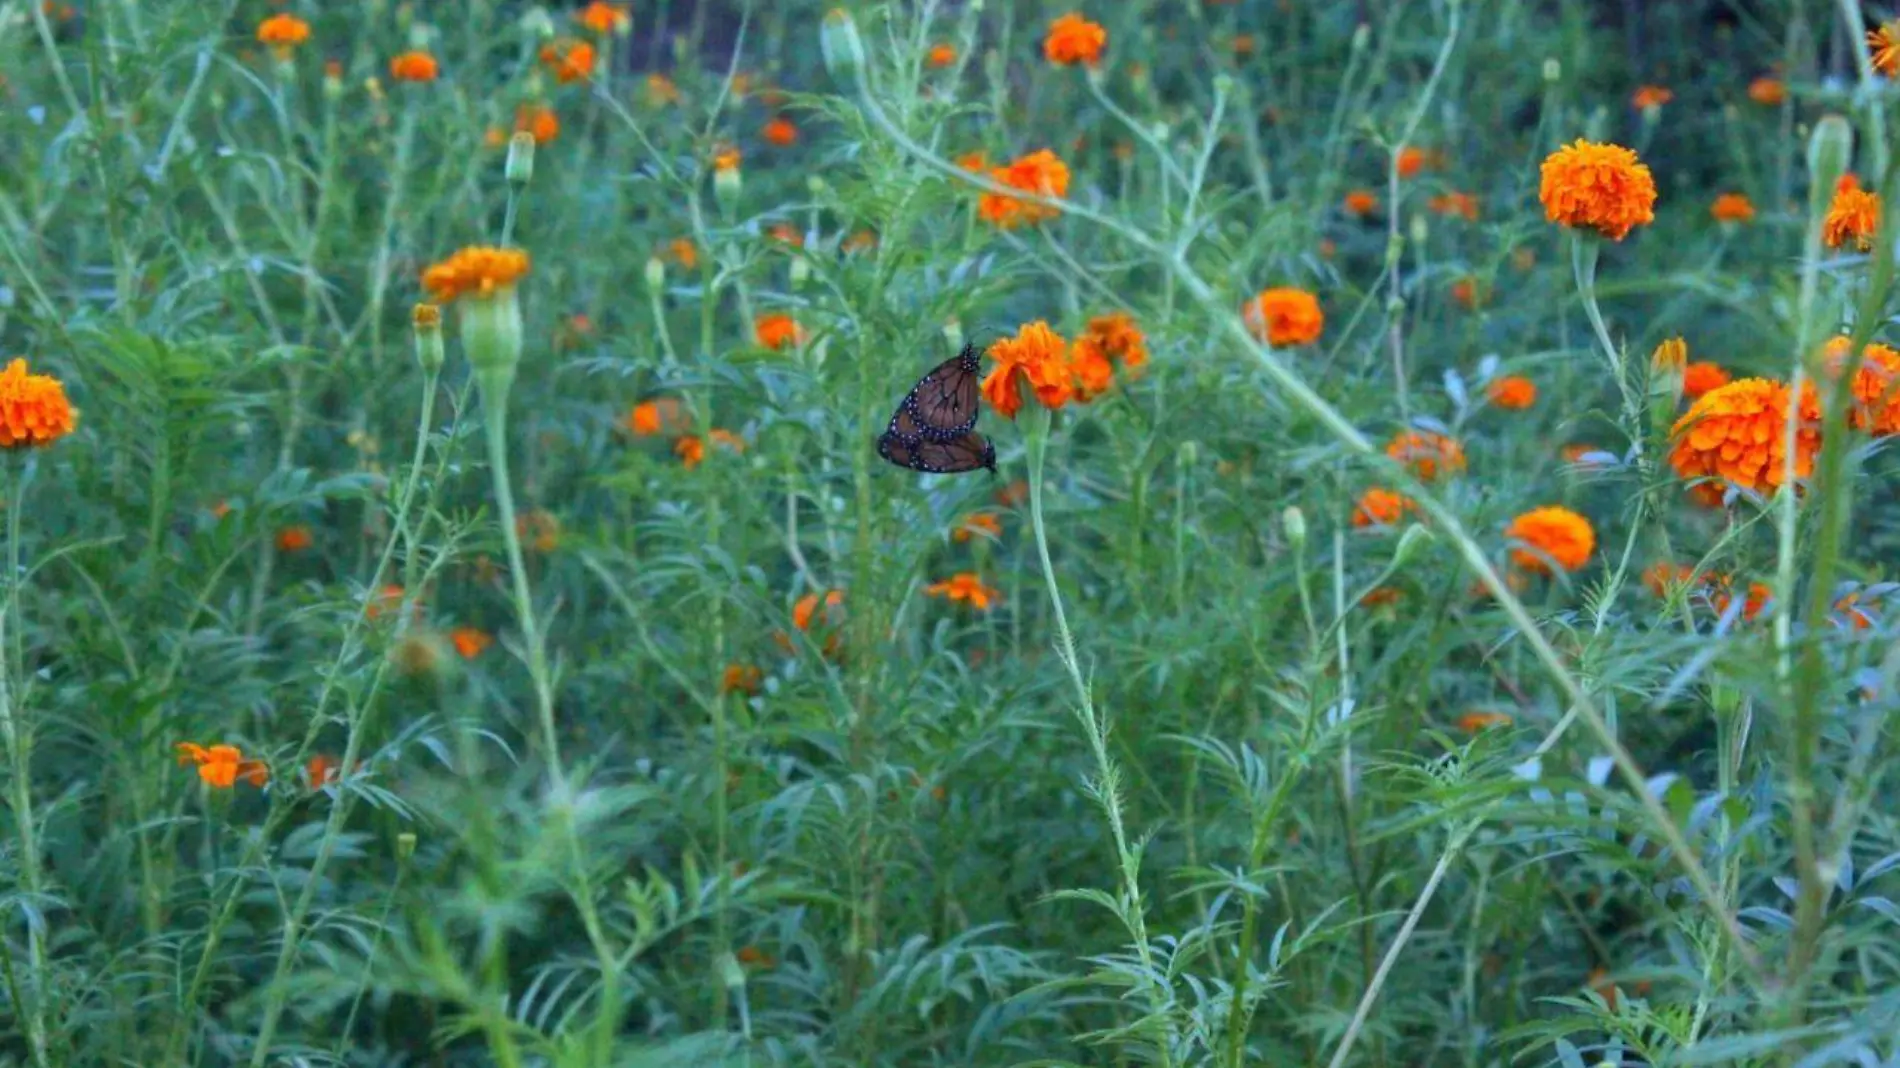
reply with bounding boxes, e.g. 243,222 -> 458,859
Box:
1360,586 -> 1403,608
388,51 -> 439,83
928,43 -> 957,67
1631,85 -> 1673,109
576,1 -> 631,35
957,150 -> 988,172
675,435 -> 706,469
667,237 -> 698,271
982,321 -> 1073,419
256,13 -> 310,54
275,525 -> 313,553
0,359 -> 76,448
450,626 -> 492,659
539,39 -> 596,83
843,229 -> 878,254
1711,577 -> 1773,621
1343,189 -> 1379,216
1823,182 -> 1881,250
306,754 -> 340,788
1459,711 -> 1513,732
625,397 -> 685,437
709,428 -> 746,454
1070,311 -> 1149,400
977,149 -> 1071,229
722,663 -> 763,695
1823,336 -> 1900,435
1396,146 -> 1433,179
755,313 -> 805,350
515,105 -> 560,144
1044,12 -> 1107,67
1451,277 -> 1484,309
1710,193 -> 1756,223
953,512 -> 1003,542
176,743 -> 269,789
1670,377 -> 1820,496
1642,562 -> 1696,597
736,944 -> 777,969
1487,375 -> 1536,409
1243,288 -> 1324,347
1683,361 -> 1731,398
1539,140 -> 1658,241
515,509 -> 560,553
483,126 -> 509,149
421,247 -> 529,304
1505,506 -> 1595,574
925,572 -> 1003,610
763,117 -> 798,146
1871,23 -> 1900,76
1747,77 -> 1786,105
1386,430 -> 1465,481
793,589 -> 845,631
1352,488 -> 1416,528
713,147 -> 743,173
646,72 -> 681,106
1427,191 -> 1480,220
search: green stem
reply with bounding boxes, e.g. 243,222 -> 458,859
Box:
0,456 -> 50,1068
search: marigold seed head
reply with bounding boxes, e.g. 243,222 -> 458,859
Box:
1505,506 -> 1595,574
1538,139 -> 1657,241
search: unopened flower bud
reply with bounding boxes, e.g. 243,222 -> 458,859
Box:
713,154 -> 742,218
506,131 -> 536,185
941,317 -> 964,352
820,8 -> 866,85
322,62 -> 343,100
1283,505 -> 1307,551
788,256 -> 810,289
1352,23 -> 1371,51
1409,212 -> 1429,245
413,303 -> 444,373
1543,58 -> 1561,83
397,832 -> 417,861
644,256 -> 665,294
1178,440 -> 1200,467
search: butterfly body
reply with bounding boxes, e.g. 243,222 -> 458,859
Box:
875,343 -> 995,475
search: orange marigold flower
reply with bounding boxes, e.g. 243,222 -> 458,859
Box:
1642,561 -> 1696,596
1683,361 -> 1731,398
1243,288 -> 1324,347
668,237 -> 698,270
420,247 -> 529,304
675,435 -> 705,469
1631,85 -> 1673,109
713,147 -> 742,173
1710,193 -> 1755,223
768,223 -> 804,246
515,105 -> 560,143
843,229 -> 878,253
1352,488 -> 1416,528
1396,146 -> 1433,179
1386,429 -> 1465,481
953,512 -> 1003,542
576,1 -> 631,34
763,117 -> 798,146
1670,377 -> 1820,496
982,320 -> 1073,419
709,428 -> 746,454
1823,183 -> 1881,250
925,572 -> 1002,610
646,72 -> 681,106
1044,12 -> 1106,67
1343,189 -> 1379,216
450,626 -> 492,659
722,663 -> 763,695
1487,375 -> 1536,409
483,126 -> 509,149
928,42 -> 957,67
1428,191 -> 1480,220
365,584 -> 414,622
0,359 -> 76,448
977,149 -> 1070,229
275,525 -> 313,553
306,754 -> 340,788
1652,337 -> 1687,377
176,743 -> 269,789
539,39 -> 596,83
1539,139 -> 1658,241
755,313 -> 805,350
1070,311 -> 1148,400
1835,590 -> 1882,630
1459,711 -> 1513,732
793,589 -> 845,632
1711,577 -> 1773,621
256,13 -> 310,50
1747,77 -> 1786,105
1871,24 -> 1900,76
736,944 -> 776,968
1823,336 -> 1900,435
1451,277 -> 1484,309
1505,506 -> 1595,574
389,51 -> 439,83
625,397 -> 685,436
1360,586 -> 1403,608
957,150 -> 988,172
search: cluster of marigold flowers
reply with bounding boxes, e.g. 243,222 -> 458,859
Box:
980,313 -> 1148,418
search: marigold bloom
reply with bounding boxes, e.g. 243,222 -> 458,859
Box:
977,149 -> 1070,229
1747,77 -> 1786,105
1386,429 -> 1465,481
576,1 -> 631,34
540,39 -> 596,83
1871,24 -> 1900,76
982,320 -> 1073,419
1044,12 -> 1106,66
275,525 -> 313,553
843,230 -> 878,254
1823,336 -> 1900,435
675,435 -> 706,469
755,313 -> 804,350
1428,191 -> 1480,220
1631,85 -> 1673,109
953,512 -> 1003,542
1488,375 -> 1536,409
420,247 -> 529,304
1396,146 -> 1433,179
647,72 -> 681,106
996,480 -> 1029,507
1343,189 -> 1379,216
1505,506 -> 1595,574
0,359 -> 76,448
1683,361 -> 1731,398
713,147 -> 742,173
1711,577 -> 1772,621
625,397 -> 684,436
1459,711 -> 1513,732
792,590 -> 845,647
1670,377 -> 1820,495
389,51 -> 439,82
1352,488 -> 1416,528
763,117 -> 798,146
450,626 -> 492,659
957,150 -> 988,172
306,754 -> 340,788
176,743 -> 269,789
925,572 -> 1002,610
1070,311 -> 1148,400
1539,139 -> 1658,241
1707,193 -> 1755,223
722,663 -> 763,695
1243,288 -> 1324,347
1451,277 -> 1483,309
256,13 -> 310,54
1823,183 -> 1881,250
928,42 -> 957,67
1360,586 -> 1403,608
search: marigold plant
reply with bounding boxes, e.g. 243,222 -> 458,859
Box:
1385,429 -> 1466,481
176,743 -> 269,789
1710,193 -> 1755,223
515,105 -> 560,143
1044,12 -> 1107,67
1683,361 -> 1731,398
1071,311 -> 1148,399
1344,190 -> 1379,216
1427,191 -> 1479,220
1871,24 -> 1900,76
389,51 -> 439,82
450,627 -> 493,659
1352,488 -> 1416,528
1823,182 -> 1880,251
755,313 -> 805,350
925,572 -> 1002,610
576,1 -> 630,34
539,39 -> 596,83
1670,377 -> 1820,496
1631,85 -> 1672,109
1748,76 -> 1786,105
420,247 -> 530,303
1243,288 -> 1324,347
1505,506 -> 1595,574
1538,139 -> 1657,241
1487,375 -> 1536,409
953,513 -> 1003,542
977,149 -> 1070,229
983,320 -> 1073,418
0,359 -> 76,448
256,13 -> 310,54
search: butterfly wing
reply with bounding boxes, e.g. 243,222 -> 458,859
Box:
907,430 -> 996,475
899,343 -> 982,439
876,430 -> 919,469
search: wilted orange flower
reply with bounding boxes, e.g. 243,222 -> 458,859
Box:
925,572 -> 1002,610
1396,146 -> 1433,179
722,663 -> 763,695
953,512 -> 1003,542
1683,361 -> 1731,398
576,1 -> 631,34
1386,429 -> 1465,480
256,13 -> 310,55
626,397 -> 685,436
1459,711 -> 1512,732
709,428 -> 746,454
755,313 -> 805,350
675,435 -> 706,469
421,247 -> 529,304
515,509 -> 560,553
978,149 -> 1070,229
1352,488 -> 1416,528
1631,85 -> 1673,109
1505,506 -> 1595,574
1243,288 -> 1324,347
450,626 -> 492,659
364,584 -> 414,622
763,117 -> 798,146
928,42 -> 957,67
646,72 -> 681,106
1670,377 -> 1820,495
515,104 -> 559,143
982,320 -> 1073,418
388,51 -> 439,82
1710,193 -> 1755,223
1070,311 -> 1148,399
1488,375 -> 1536,409
176,743 -> 269,789
735,944 -> 776,968
793,589 -> 845,633
1428,191 -> 1479,220
1539,139 -> 1658,241
1343,189 -> 1379,216
1642,561 -> 1696,596
1823,336 -> 1900,434
1044,12 -> 1106,66
539,39 -> 596,83
1748,77 -> 1786,105
306,754 -> 340,788
996,480 -> 1029,507
275,525 -> 313,553
1823,182 -> 1881,250
0,359 -> 76,448
1871,24 -> 1900,76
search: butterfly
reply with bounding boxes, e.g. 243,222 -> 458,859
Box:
876,343 -> 995,475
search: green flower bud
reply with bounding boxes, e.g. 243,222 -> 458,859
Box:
1283,505 -> 1307,551
506,131 -> 536,185
644,256 -> 665,295
413,303 -> 445,373
820,8 -> 866,85
397,832 -> 417,861
941,317 -> 964,352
